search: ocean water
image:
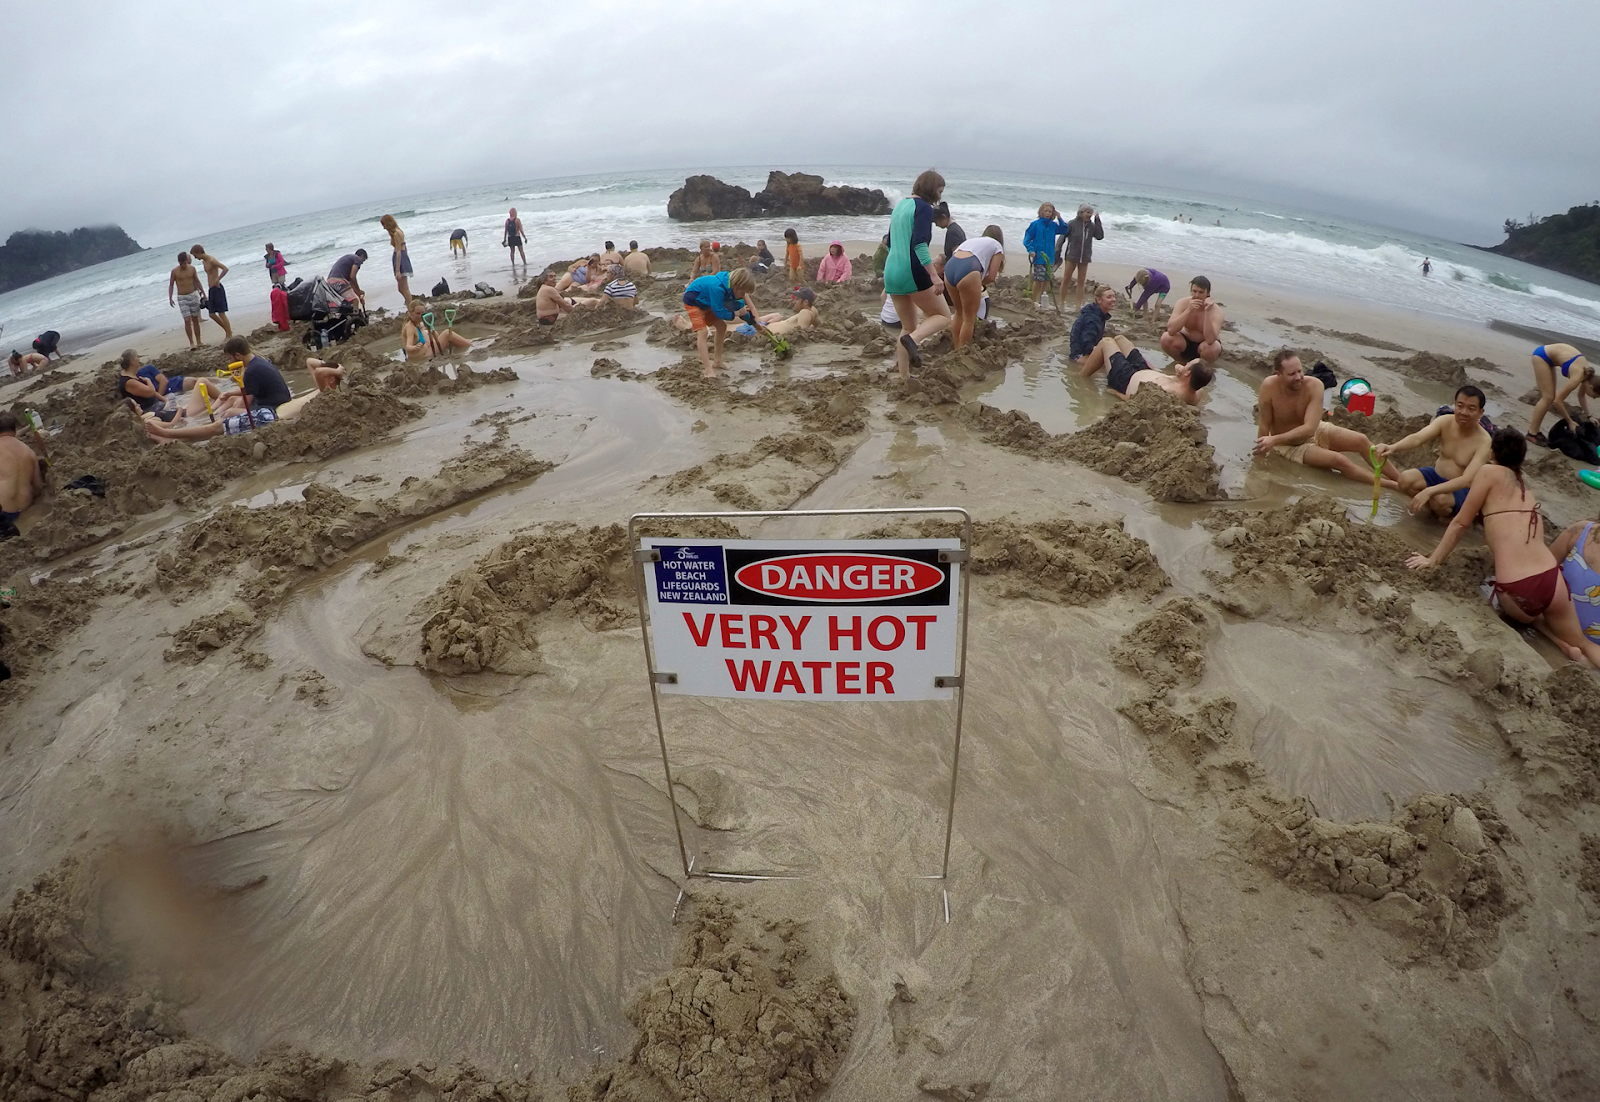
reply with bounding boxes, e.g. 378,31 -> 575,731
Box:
4,165 -> 1600,354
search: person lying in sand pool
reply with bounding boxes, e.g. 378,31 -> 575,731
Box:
1374,385 -> 1493,519
1087,335 -> 1212,406
1548,514 -> 1600,648
403,300 -> 473,359
1069,286 -> 1118,374
117,349 -> 223,422
946,226 -> 1004,350
1254,349 -> 1400,486
8,351 -> 48,376
1525,342 -> 1596,447
142,337 -> 317,441
681,267 -> 770,378
1408,428 -> 1600,669
1125,268 -> 1170,315
1160,276 -> 1223,365
751,287 -> 819,336
0,412 -> 44,541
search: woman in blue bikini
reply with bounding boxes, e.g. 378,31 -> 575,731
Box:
1527,341 -> 1595,446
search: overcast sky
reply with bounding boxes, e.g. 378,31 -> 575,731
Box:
5,0 -> 1597,247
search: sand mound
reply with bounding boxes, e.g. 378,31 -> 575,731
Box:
382,361 -> 519,397
1110,596 -> 1209,689
161,444 -> 552,663
968,517 -> 1168,604
1373,351 -> 1504,386
574,898 -> 855,1102
661,432 -> 845,510
0,578 -> 104,711
1266,318 -> 1413,353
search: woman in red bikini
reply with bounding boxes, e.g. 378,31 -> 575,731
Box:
1408,427 -> 1600,669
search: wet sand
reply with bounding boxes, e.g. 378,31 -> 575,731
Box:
2,245 -> 1599,1101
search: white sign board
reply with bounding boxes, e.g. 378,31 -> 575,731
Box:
642,537 -> 961,702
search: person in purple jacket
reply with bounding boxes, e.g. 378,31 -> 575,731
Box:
1126,268 -> 1171,317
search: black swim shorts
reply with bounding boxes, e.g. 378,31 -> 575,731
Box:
1107,349 -> 1147,394
208,285 -> 229,314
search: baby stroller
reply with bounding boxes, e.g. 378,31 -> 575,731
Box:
288,276 -> 366,348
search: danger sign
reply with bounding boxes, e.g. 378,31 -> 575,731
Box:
642,537 -> 962,701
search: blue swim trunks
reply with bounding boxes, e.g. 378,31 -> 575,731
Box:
1419,467 -> 1468,516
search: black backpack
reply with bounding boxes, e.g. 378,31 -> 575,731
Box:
431,278 -> 450,296
1547,419 -> 1600,463
1306,361 -> 1337,392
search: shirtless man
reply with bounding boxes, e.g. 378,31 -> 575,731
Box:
190,245 -> 232,339
623,240 -> 651,278
1159,275 -> 1223,365
752,287 -> 820,336
168,251 -> 209,348
503,209 -> 526,266
1088,335 -> 1213,406
533,271 -> 597,325
1375,385 -> 1493,519
0,412 -> 44,540
1254,349 -> 1399,486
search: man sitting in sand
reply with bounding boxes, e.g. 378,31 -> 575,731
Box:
1254,349 -> 1399,486
142,337 -> 336,442
403,300 -> 473,359
750,287 -> 820,336
0,412 -> 44,541
533,271 -> 600,324
623,241 -> 651,278
1085,335 -> 1212,406
1375,385 -> 1493,519
1160,276 -> 1223,365
8,350 -> 48,376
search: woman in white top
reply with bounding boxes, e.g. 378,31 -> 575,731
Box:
944,226 -> 1005,350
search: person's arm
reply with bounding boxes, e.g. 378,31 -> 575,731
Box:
168,272 -> 177,305
1165,299 -> 1190,336
123,375 -> 159,399
349,268 -> 363,296
215,260 -> 229,280
1375,416 -> 1444,458
1410,432 -> 1490,514
912,203 -> 938,290
403,323 -> 426,355
1549,522 -> 1584,566
983,253 -> 1003,286
1409,469 -> 1494,569
1202,302 -> 1223,343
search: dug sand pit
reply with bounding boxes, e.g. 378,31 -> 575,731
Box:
0,578 -> 104,710
1373,351 -> 1504,386
382,361 -> 519,397
660,432 -> 847,510
969,517 -> 1169,604
574,898 -> 855,1102
1110,595 -> 1209,689
161,444 -> 552,662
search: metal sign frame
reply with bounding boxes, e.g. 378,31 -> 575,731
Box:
629,507 -> 973,893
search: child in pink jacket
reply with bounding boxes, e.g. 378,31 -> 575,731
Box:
816,241 -> 853,283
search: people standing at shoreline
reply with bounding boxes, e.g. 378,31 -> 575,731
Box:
264,244 -> 288,286
1023,203 -> 1069,307
883,169 -> 953,380
168,252 -> 209,348
945,226 -> 1004,350
1408,428 -> 1600,669
191,246 -> 232,339
1375,386 -> 1493,519
681,267 -> 771,378
380,214 -> 413,302
816,242 -> 852,283
1125,268 -> 1171,316
1525,342 -> 1594,447
503,209 -> 526,266
1057,204 -> 1104,311
1160,276 -> 1223,365
328,249 -> 368,305
450,228 -> 469,257
1254,349 -> 1399,486
783,229 -> 803,282
0,411 -> 44,541
624,241 -> 651,277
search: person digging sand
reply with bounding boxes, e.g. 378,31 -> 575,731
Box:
680,267 -> 770,378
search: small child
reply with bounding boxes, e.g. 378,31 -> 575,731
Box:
784,228 -> 803,282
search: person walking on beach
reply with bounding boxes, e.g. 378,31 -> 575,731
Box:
1057,204 -> 1104,310
1126,269 -> 1171,316
168,251 -> 209,348
883,169 -> 954,380
263,243 -> 288,286
680,267 -> 771,378
945,226 -> 1004,350
191,245 -> 232,339
1254,349 -> 1400,486
1022,203 -> 1069,307
1409,428 -> 1600,669
1160,276 -> 1224,365
503,209 -> 526,266
1375,385 -> 1493,519
380,214 -> 413,302
1525,342 -> 1595,447
450,228 -> 469,257
328,249 -> 367,305
0,412 -> 45,541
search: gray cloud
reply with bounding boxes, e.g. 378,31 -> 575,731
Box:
4,0 -> 1596,246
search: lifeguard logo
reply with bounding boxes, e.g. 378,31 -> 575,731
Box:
730,553 -> 946,604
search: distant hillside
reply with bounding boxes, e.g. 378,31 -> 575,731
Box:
1490,203 -> 1600,285
0,226 -> 144,293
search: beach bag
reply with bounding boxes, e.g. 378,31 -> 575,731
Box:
1547,420 -> 1599,463
1306,361 -> 1337,392
431,278 -> 450,296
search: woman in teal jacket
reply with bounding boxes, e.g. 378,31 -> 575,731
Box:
883,169 -> 953,381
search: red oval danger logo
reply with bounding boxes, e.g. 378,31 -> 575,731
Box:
734,554 -> 944,603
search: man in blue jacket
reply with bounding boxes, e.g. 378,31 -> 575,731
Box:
1071,286 -> 1118,375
